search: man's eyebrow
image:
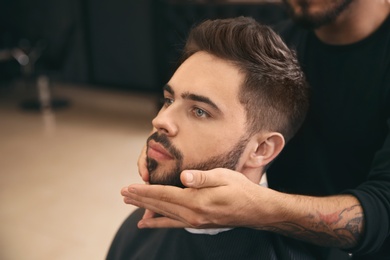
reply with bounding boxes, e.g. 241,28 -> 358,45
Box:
164,83 -> 221,113
182,92 -> 221,112
163,84 -> 174,95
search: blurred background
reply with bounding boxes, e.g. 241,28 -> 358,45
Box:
0,0 -> 287,259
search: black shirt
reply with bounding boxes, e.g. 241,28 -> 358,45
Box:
271,15 -> 390,258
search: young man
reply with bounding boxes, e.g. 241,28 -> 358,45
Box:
107,17 -> 312,259
124,1 -> 390,259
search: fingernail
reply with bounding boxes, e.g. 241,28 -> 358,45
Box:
129,188 -> 136,193
185,171 -> 194,183
138,221 -> 145,229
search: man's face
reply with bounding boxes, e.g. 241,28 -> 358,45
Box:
282,0 -> 354,29
146,52 -> 250,187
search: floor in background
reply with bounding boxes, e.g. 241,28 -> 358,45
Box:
0,81 -> 158,260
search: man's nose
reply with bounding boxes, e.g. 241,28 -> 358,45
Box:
151,107 -> 178,137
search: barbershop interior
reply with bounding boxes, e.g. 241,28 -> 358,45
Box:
2,0 -> 389,259
0,1 -> 287,259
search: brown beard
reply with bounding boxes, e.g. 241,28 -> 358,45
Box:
282,0 -> 354,30
146,132 -> 249,188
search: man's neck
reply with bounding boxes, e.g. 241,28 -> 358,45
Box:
315,0 -> 390,45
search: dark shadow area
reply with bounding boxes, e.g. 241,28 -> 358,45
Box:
0,0 -> 287,95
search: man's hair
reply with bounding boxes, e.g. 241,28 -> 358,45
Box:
180,17 -> 309,142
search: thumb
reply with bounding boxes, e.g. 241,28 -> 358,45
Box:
137,145 -> 149,182
180,168 -> 233,188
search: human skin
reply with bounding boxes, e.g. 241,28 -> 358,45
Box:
284,0 -> 390,44
122,169 -> 363,249
123,0 -> 390,250
126,50 -> 286,231
145,51 -> 283,186
146,51 -> 252,185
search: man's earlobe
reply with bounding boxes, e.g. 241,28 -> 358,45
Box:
247,133 -> 285,168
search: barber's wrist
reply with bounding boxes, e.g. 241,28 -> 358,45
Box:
250,188 -> 291,227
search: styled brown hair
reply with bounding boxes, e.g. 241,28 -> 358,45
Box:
181,17 -> 309,142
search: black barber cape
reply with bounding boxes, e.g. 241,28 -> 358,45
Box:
107,208 -> 317,260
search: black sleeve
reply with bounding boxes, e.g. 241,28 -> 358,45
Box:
345,117 -> 390,257
273,19 -> 390,257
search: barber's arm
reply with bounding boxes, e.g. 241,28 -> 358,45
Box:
122,168 -> 364,249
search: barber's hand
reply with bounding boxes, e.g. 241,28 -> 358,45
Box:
121,168 -> 271,229
137,145 -> 149,182
135,143 -> 157,220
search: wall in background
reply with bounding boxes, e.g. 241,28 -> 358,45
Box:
0,0 -> 287,93
85,0 -> 156,91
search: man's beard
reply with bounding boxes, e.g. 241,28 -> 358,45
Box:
146,132 -> 249,188
282,0 -> 354,30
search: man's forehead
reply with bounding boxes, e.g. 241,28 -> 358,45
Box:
167,52 -> 244,111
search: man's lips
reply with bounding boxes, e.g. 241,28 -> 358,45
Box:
147,140 -> 174,160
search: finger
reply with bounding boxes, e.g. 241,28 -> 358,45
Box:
128,198 -> 195,227
137,145 -> 149,182
138,216 -> 188,229
180,168 -> 239,188
126,184 -> 185,203
142,209 -> 155,220
123,188 -> 188,220
121,185 -> 142,197
121,186 -> 130,196
123,185 -> 202,226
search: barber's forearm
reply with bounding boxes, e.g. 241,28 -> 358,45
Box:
260,192 -> 364,249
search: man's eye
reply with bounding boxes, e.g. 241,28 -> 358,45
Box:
163,98 -> 174,106
193,107 -> 209,118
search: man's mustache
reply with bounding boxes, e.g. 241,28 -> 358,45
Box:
146,132 -> 183,160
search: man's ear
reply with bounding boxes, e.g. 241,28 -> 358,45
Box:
244,132 -> 285,169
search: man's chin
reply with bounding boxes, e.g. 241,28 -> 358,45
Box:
149,177 -> 185,188
148,168 -> 185,188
